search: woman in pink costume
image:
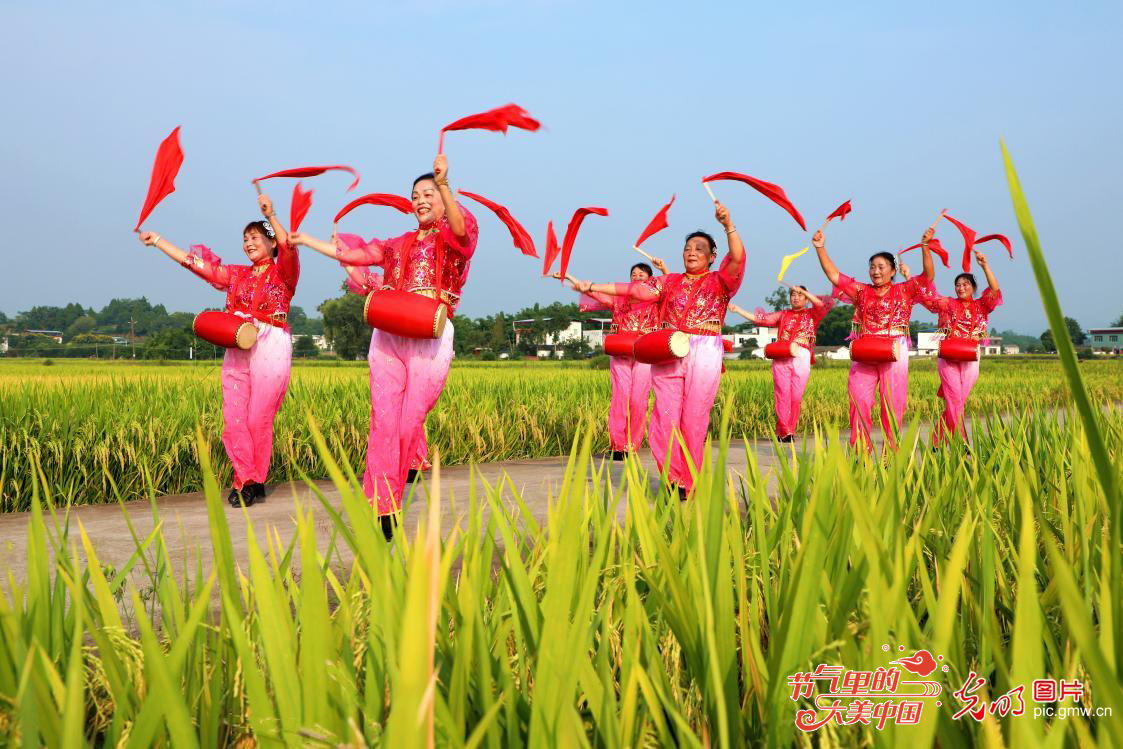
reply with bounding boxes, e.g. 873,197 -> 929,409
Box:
292,155 -> 477,539
335,253 -> 434,479
813,226 -> 935,451
139,193 -> 298,507
570,202 -> 745,498
728,284 -> 834,442
910,249 -> 1002,446
558,263 -> 662,459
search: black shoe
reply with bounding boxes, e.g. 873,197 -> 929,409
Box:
778,435 -> 794,444
380,515 -> 396,542
247,482 -> 267,501
611,450 -> 627,461
678,486 -> 688,502
228,486 -> 254,508
407,469 -> 419,484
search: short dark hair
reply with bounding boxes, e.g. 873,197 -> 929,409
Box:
868,251 -> 897,271
413,172 -> 437,189
244,220 -> 278,257
631,262 -> 654,277
793,284 -> 808,292
685,231 -> 717,266
954,272 -> 978,291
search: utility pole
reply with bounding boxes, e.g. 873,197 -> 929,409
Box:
130,318 -> 136,359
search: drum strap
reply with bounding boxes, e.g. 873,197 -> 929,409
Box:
395,228 -> 452,318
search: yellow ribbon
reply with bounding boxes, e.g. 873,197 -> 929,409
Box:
777,246 -> 809,283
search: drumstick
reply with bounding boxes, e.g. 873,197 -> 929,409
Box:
632,245 -> 655,262
928,209 -> 946,234
702,181 -> 718,203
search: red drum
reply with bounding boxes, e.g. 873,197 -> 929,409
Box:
633,329 -> 691,364
363,290 -> 447,339
603,332 -> 640,358
939,337 -> 979,362
722,337 -> 734,354
764,341 -> 806,360
850,336 -> 902,363
193,310 -> 258,350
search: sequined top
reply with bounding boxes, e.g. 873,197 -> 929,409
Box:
623,254 -> 744,331
917,288 -> 1003,340
181,241 -> 299,329
579,292 -> 660,333
754,297 -> 835,347
832,273 -> 930,337
334,206 -> 479,313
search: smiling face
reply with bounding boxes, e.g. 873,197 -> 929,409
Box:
867,255 -> 896,287
682,236 -> 715,274
955,275 -> 976,300
789,287 -> 808,310
412,178 -> 446,226
630,266 -> 651,282
242,228 -> 275,265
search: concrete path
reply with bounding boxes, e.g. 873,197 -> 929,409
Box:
0,437 -> 801,585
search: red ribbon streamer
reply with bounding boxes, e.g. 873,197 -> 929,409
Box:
255,165 -> 360,192
975,233 -> 1013,259
824,199 -> 852,224
135,126 -> 184,231
942,213 -> 978,271
290,182 -> 313,233
702,171 -> 806,230
439,104 -> 541,152
900,237 -> 950,268
458,190 -> 537,258
542,221 -> 560,276
334,193 -> 413,224
559,207 -> 609,281
634,195 -> 675,248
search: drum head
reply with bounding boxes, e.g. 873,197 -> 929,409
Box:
234,323 -> 258,350
433,304 -> 448,338
669,331 -> 690,358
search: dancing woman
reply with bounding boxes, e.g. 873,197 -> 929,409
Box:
813,226 -> 935,450
291,155 -> 478,538
334,247 -> 434,478
908,249 -> 1002,445
569,202 -> 745,498
138,194 -> 298,506
558,263 -> 661,459
728,283 -> 834,442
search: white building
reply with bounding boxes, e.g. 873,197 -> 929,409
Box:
514,317 -> 613,358
1089,327 -> 1123,352
728,326 -> 778,358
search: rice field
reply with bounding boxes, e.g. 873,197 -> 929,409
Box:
1,356 -> 1120,511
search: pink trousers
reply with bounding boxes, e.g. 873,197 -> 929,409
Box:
220,322 -> 292,488
608,356 -> 653,452
365,325 -> 454,515
847,336 -> 910,450
366,330 -> 431,471
649,335 -> 724,491
772,348 -> 811,438
934,358 -> 980,445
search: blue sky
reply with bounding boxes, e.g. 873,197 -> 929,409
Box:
2,1 -> 1121,333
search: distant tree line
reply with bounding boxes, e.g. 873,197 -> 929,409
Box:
5,290 -> 1108,360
